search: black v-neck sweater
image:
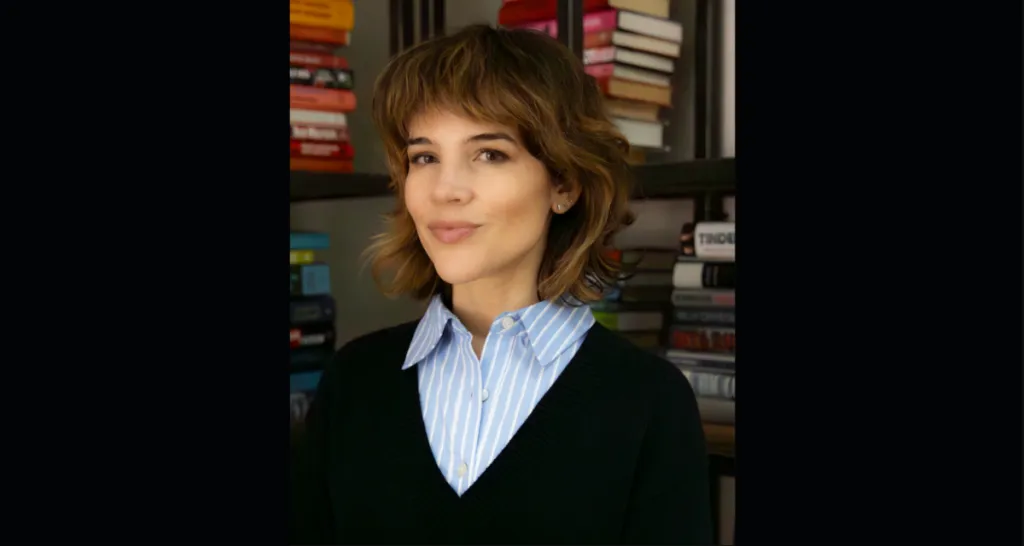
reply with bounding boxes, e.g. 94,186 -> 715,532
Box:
289,320 -> 712,545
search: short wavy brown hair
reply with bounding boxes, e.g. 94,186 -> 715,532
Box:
367,24 -> 635,304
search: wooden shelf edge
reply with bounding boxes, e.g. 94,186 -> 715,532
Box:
290,171 -> 394,202
631,157 -> 736,198
702,421 -> 735,458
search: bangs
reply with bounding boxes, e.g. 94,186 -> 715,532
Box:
372,27 -> 573,170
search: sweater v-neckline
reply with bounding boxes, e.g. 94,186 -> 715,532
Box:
398,322 -> 611,504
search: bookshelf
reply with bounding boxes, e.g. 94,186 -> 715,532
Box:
290,157 -> 735,202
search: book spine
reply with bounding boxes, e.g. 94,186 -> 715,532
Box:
290,85 -> 356,112
290,65 -> 354,90
672,261 -> 736,289
583,10 -> 618,33
290,295 -> 336,324
289,0 -> 354,30
290,324 -> 335,349
290,24 -> 350,45
290,232 -> 329,250
677,367 -> 735,400
583,47 -> 617,65
290,157 -> 354,173
290,108 -> 347,127
290,249 -> 316,264
664,349 -> 735,372
290,40 -> 342,53
289,51 -> 349,69
289,370 -> 324,393
290,139 -> 354,159
668,325 -> 735,353
290,346 -> 335,373
672,306 -> 735,327
670,289 -> 735,307
290,263 -> 331,296
291,124 -> 349,142
584,62 -> 615,79
695,222 -> 735,260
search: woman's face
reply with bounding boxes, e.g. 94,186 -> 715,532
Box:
404,108 -> 562,288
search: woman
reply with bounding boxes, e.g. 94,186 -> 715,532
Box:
290,24 -> 712,545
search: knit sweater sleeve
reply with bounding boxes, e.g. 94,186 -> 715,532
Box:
620,362 -> 714,545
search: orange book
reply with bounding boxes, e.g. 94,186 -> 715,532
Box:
290,24 -> 350,45
291,157 -> 354,173
290,85 -> 357,112
289,0 -> 354,30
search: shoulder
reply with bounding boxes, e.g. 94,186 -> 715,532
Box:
320,320 -> 419,387
584,324 -> 701,419
336,320 -> 419,361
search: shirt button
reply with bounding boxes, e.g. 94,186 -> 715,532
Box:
500,316 -> 515,330
457,463 -> 468,477
481,388 -> 490,402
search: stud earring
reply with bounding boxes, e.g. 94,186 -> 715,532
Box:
556,203 -> 564,211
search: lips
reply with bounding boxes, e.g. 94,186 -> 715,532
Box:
427,221 -> 481,244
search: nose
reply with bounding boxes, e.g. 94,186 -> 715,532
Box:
431,160 -> 473,205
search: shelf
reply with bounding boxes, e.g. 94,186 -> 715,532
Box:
631,157 -> 735,199
289,157 -> 735,202
702,422 -> 735,458
290,171 -> 392,201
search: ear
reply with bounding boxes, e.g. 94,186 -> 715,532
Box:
550,181 -> 580,214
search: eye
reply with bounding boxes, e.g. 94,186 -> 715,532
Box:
409,153 -> 437,166
478,149 -> 509,163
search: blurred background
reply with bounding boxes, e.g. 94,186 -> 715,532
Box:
289,0 -> 735,542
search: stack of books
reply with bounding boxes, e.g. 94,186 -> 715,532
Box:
665,220 -> 736,424
289,231 -> 337,428
497,0 -> 683,164
289,0 -> 356,174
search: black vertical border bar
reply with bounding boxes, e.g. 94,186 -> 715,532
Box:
432,0 -> 445,38
401,0 -> 414,52
693,0 -> 709,159
389,0 -> 400,56
556,0 -> 570,48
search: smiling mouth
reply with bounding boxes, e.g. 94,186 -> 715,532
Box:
429,225 -> 479,244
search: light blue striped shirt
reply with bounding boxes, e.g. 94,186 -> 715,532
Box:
402,294 -> 596,496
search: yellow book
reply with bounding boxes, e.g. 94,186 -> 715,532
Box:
289,0 -> 354,31
290,250 -> 316,264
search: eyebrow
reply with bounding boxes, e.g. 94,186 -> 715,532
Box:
406,132 -> 518,146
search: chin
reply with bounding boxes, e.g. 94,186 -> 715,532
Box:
431,256 -> 489,286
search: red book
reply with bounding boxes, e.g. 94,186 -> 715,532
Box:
290,24 -> 350,46
289,51 -> 349,69
498,0 -> 611,26
291,124 -> 350,142
289,85 -> 357,112
290,139 -> 355,160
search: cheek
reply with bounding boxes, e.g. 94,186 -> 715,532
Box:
484,181 -> 551,239
403,176 -> 431,229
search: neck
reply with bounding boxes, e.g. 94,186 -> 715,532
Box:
450,273 -> 540,341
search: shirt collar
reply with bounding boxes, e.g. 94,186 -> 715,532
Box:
402,294 -> 595,370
